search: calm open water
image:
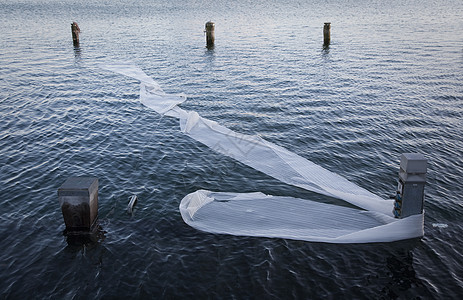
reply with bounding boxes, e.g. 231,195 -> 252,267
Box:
1,0 -> 462,298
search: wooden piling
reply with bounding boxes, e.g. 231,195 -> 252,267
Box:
205,21 -> 215,48
71,22 -> 80,46
323,22 -> 331,46
58,177 -> 98,233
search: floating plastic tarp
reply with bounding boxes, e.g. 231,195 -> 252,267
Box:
180,190 -> 424,243
101,63 -> 424,243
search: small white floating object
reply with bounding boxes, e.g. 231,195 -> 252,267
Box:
127,195 -> 138,214
432,223 -> 448,228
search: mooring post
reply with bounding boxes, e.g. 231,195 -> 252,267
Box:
323,22 -> 331,46
58,177 -> 98,233
71,22 -> 80,46
205,21 -> 215,49
393,153 -> 427,218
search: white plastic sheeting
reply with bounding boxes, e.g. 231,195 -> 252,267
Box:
180,190 -> 424,243
101,63 -> 424,243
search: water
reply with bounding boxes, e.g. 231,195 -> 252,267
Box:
1,0 -> 462,298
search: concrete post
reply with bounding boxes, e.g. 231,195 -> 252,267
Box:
205,21 -> 215,49
71,22 -> 80,46
393,153 -> 427,218
323,22 -> 331,46
58,177 -> 98,232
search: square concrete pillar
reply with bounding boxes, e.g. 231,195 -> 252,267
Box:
58,177 -> 98,232
393,153 -> 427,218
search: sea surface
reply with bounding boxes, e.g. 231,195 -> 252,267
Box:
1,0 -> 462,298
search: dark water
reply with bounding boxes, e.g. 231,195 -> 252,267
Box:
1,0 -> 462,298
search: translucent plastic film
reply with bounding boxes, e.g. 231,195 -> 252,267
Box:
101,64 -> 424,243
180,190 -> 424,243
178,110 -> 393,215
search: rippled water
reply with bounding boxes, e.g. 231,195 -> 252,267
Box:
1,0 -> 463,298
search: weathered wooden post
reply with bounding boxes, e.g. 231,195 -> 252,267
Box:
323,22 -> 331,46
58,177 -> 98,233
71,22 -> 80,46
205,21 -> 215,49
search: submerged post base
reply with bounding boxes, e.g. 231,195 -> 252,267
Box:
63,224 -> 105,246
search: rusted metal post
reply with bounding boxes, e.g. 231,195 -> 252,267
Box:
205,21 -> 215,49
323,22 -> 331,46
71,22 -> 80,46
58,177 -> 98,233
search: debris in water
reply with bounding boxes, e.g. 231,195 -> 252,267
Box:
128,195 -> 138,214
432,223 -> 448,228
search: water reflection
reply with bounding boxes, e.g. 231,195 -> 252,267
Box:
205,46 -> 215,55
380,241 -> 431,299
321,44 -> 330,60
322,44 -> 330,53
73,44 -> 82,61
203,46 -> 216,64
